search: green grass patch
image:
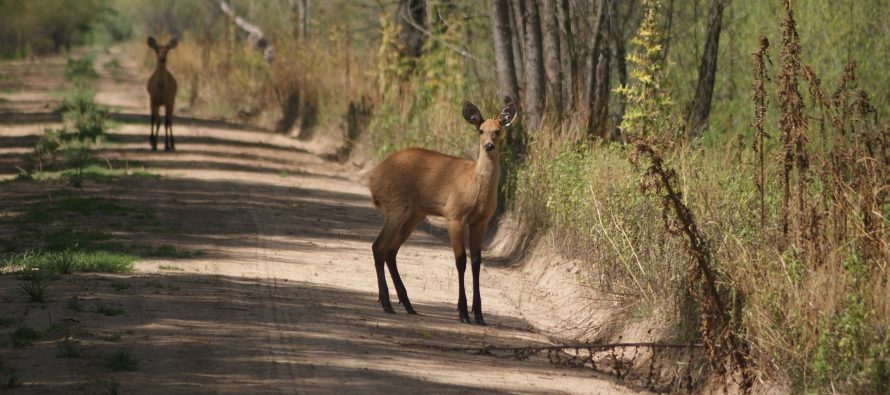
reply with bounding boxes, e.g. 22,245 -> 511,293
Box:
102,350 -> 139,371
95,304 -> 125,317
109,281 -> 129,291
158,264 -> 184,271
3,249 -> 136,273
0,318 -> 13,328
65,54 -> 99,82
9,326 -> 41,348
30,165 -> 161,184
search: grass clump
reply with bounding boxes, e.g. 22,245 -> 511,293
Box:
95,304 -> 125,317
3,249 -> 136,274
102,350 -> 139,371
9,326 -> 42,348
64,53 -> 99,82
158,264 -> 184,271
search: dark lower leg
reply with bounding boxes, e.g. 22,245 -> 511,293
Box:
168,119 -> 175,150
150,115 -> 158,150
386,250 -> 415,314
373,244 -> 393,313
456,254 -> 469,323
471,250 -> 485,325
164,119 -> 171,151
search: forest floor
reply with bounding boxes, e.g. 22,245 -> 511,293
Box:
0,48 -> 642,394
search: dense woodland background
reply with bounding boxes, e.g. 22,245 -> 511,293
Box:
1,0 -> 888,392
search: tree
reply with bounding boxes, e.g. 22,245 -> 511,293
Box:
687,0 -> 727,138
490,0 -> 520,103
541,0 -> 562,114
395,0 -> 426,60
522,0 -> 545,131
556,0 -> 577,113
586,0 -> 611,139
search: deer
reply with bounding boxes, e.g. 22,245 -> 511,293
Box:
368,97 -> 517,325
146,36 -> 178,151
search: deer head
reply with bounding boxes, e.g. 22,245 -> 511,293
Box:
463,96 -> 517,153
147,36 -> 178,66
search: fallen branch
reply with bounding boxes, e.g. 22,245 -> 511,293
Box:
219,0 -> 274,62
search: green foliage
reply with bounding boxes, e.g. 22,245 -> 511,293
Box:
96,304 -> 126,317
102,350 -> 139,371
3,249 -> 136,274
9,326 -> 41,348
65,53 -> 99,81
616,0 -> 677,139
17,272 -> 49,303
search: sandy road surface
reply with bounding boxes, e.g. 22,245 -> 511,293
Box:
0,47 -> 637,394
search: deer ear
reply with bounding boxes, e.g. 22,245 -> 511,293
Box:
167,37 -> 178,49
147,36 -> 158,50
463,102 -> 483,128
499,96 -> 517,127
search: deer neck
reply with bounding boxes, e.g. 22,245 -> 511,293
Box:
155,61 -> 168,76
473,146 -> 500,198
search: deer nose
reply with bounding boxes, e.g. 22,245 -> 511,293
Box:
484,142 -> 495,152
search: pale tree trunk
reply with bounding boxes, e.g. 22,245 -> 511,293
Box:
510,0 -> 526,84
490,0 -> 520,103
557,0 -> 576,113
541,0 -> 562,115
289,0 -> 310,40
586,0 -> 610,139
522,0 -> 545,131
687,0 -> 726,138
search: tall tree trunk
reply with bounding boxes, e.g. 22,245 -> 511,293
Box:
541,0 -> 562,115
610,0 -> 627,138
557,0 -> 577,113
687,0 -> 726,138
490,0 -> 520,103
585,0 -> 607,106
508,0 -> 525,85
395,0 -> 426,60
586,0 -> 610,139
522,0 -> 545,131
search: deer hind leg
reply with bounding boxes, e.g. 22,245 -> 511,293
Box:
149,104 -> 159,151
385,213 -> 425,314
447,220 -> 470,323
468,221 -> 487,326
163,102 -> 174,151
372,213 -> 406,314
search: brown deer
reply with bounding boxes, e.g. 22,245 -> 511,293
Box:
146,36 -> 178,151
368,97 -> 517,325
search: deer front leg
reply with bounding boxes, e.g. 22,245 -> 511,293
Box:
469,221 -> 486,326
448,220 -> 470,323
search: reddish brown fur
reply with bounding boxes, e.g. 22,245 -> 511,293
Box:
146,36 -> 178,151
368,98 -> 517,324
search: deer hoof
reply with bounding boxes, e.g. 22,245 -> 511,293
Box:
458,310 -> 471,323
381,303 -> 395,314
474,314 -> 486,326
405,307 -> 417,315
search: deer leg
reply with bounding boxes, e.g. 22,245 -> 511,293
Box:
163,113 -> 171,152
469,221 -> 487,326
448,220 -> 470,323
150,106 -> 159,151
372,218 -> 402,314
166,103 -> 175,151
385,214 -> 424,314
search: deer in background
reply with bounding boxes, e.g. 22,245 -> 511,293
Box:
146,36 -> 178,151
368,97 -> 517,325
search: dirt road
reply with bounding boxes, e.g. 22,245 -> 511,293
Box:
0,48 -> 637,394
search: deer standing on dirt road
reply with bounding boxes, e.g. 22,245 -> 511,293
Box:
368,97 -> 517,325
146,36 -> 178,151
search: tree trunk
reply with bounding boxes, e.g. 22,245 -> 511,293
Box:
522,0 -> 545,131
490,0 -> 521,103
557,0 -> 577,113
541,0 -> 562,115
610,0 -> 627,138
508,0 -> 525,85
586,0 -> 610,139
585,0 -> 607,106
395,0 -> 426,60
687,0 -> 726,139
